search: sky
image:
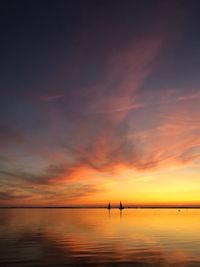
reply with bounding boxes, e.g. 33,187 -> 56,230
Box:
1,0 -> 200,206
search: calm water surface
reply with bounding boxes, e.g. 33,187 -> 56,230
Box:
0,208 -> 200,266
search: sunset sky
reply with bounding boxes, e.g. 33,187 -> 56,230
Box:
1,0 -> 200,206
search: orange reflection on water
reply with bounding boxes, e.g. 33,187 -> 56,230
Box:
0,208 -> 200,266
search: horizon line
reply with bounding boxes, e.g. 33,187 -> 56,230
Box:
1,205 -> 200,209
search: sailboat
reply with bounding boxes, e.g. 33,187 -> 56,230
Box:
119,201 -> 124,210
107,202 -> 111,210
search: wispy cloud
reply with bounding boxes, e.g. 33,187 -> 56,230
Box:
0,123 -> 23,143
39,94 -> 64,102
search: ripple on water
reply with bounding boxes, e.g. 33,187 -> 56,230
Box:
1,209 -> 200,266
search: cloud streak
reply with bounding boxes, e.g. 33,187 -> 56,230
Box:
1,1 -> 200,205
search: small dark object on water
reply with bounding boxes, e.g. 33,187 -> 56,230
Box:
119,201 -> 124,210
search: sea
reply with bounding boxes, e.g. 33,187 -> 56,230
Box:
0,208 -> 200,266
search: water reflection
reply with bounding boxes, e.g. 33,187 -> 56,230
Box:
0,208 -> 200,266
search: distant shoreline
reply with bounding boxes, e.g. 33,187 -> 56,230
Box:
1,206 -> 200,209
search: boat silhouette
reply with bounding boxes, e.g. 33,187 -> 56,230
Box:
107,202 -> 111,210
119,201 -> 124,210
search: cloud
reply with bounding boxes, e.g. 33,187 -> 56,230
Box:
39,94 -> 64,102
61,86 -> 200,177
0,163 -> 102,205
2,82 -> 200,206
87,37 -> 164,121
0,191 -> 30,201
0,123 -> 23,143
0,164 -> 71,185
42,183 -> 100,204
